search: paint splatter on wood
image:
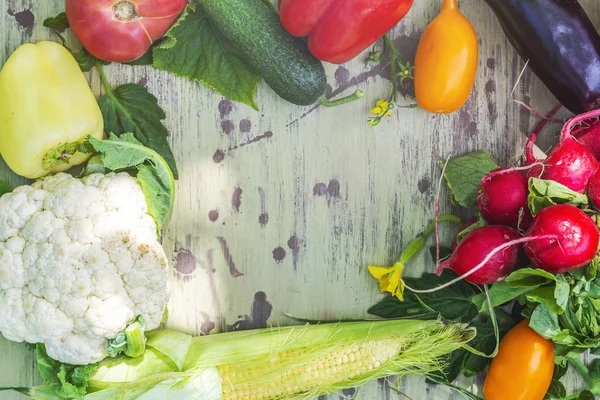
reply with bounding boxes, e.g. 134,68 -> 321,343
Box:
273,246 -> 286,262
217,237 -> 244,277
228,291 -> 273,331
173,248 -> 197,281
208,209 -> 219,222
9,9 -> 34,34
232,187 -> 243,212
213,149 -> 225,163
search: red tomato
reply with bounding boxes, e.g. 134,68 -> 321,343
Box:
66,0 -> 187,63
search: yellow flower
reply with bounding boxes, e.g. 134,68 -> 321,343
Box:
376,99 -> 389,109
368,262 -> 406,300
385,110 -> 393,117
370,106 -> 383,115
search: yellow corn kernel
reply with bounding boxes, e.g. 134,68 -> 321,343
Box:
218,339 -> 403,400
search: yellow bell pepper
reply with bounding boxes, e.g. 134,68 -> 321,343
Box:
0,41 -> 103,179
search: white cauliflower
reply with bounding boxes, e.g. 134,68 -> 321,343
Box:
0,172 -> 170,365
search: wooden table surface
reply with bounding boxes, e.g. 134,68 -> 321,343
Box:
1,0 -> 599,399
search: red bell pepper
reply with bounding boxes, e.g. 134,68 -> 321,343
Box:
279,0 -> 414,64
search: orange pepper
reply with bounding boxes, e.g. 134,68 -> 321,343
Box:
413,0 -> 478,114
483,319 -> 555,400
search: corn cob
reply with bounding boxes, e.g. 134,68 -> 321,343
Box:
82,319 -> 474,400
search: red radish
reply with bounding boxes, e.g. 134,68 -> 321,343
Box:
477,168 -> 532,229
571,109 -> 600,160
438,225 -> 523,284
66,0 -> 187,63
525,112 -> 599,193
587,166 -> 600,209
525,136 -> 598,194
451,217 -> 478,251
525,204 -> 599,274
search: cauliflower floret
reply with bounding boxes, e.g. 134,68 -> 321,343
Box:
0,173 -> 170,365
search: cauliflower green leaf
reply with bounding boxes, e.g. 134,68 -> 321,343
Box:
89,134 -> 175,232
98,83 -> 179,179
36,344 -> 98,400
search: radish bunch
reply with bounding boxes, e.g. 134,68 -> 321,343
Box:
440,109 -> 600,284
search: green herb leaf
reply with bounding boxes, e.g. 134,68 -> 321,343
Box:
98,83 -> 179,179
527,287 -> 565,314
368,270 -> 479,323
472,280 -> 541,312
505,268 -> 558,287
443,151 -> 498,208
89,134 -> 175,231
544,365 -> 568,399
577,390 -> 596,400
528,178 -> 589,215
43,12 -> 69,32
36,344 -> 98,400
153,5 -> 260,110
530,304 -> 562,339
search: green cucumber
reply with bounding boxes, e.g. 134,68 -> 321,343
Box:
199,0 -> 327,106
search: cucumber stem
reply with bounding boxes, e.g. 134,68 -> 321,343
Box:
318,90 -> 364,108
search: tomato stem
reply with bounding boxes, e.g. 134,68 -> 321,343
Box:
113,1 -> 138,22
96,62 -> 112,96
318,90 -> 364,107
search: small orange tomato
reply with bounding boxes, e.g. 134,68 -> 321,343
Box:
414,0 -> 478,114
483,319 -> 555,400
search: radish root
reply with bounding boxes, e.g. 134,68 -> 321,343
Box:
405,234 -> 558,294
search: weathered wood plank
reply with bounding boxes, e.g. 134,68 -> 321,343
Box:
1,0 -> 599,399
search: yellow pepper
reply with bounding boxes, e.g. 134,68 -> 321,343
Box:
0,41 -> 103,179
413,0 -> 478,114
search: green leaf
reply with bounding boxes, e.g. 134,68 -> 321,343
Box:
544,365 -> 568,399
43,12 -> 69,32
368,270 -> 479,323
527,287 -> 564,314
505,268 -> 557,287
35,344 -> 98,400
153,5 -> 261,110
80,155 -> 107,177
125,48 -> 154,66
98,83 -> 179,179
443,151 -> 498,208
577,390 -> 596,400
89,134 -> 175,231
530,304 -> 562,339
472,280 -> 541,312
528,178 -> 589,215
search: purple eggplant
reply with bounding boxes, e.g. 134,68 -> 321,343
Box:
484,0 -> 600,114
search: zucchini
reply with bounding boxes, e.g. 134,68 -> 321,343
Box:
200,0 -> 327,106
